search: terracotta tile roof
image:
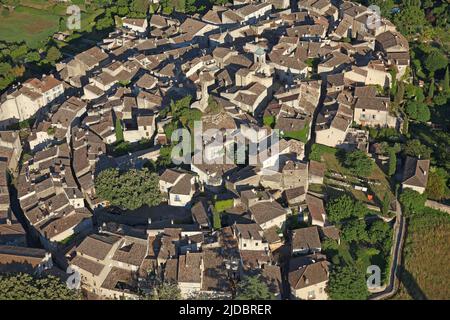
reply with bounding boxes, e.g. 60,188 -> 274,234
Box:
77,233 -> 121,260
402,156 -> 430,188
250,201 -> 286,225
288,258 -> 329,289
291,226 -> 321,251
177,252 -> 203,283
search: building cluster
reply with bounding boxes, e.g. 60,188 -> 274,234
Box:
0,0 -> 428,300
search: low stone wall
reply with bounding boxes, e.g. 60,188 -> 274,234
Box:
425,200 -> 450,214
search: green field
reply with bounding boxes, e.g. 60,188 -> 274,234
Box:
393,208 -> 450,300
0,2 -> 102,49
0,6 -> 61,48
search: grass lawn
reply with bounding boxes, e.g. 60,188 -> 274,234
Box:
0,3 -> 102,49
213,210 -> 222,230
392,208 -> 450,300
282,121 -> 310,143
214,199 -> 234,213
0,6 -> 61,48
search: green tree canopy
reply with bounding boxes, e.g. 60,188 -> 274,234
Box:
404,139 -> 432,159
235,275 -> 274,300
405,101 -> 430,122
426,168 -> 450,201
367,219 -> 392,245
342,220 -> 369,243
424,50 -> 448,75
341,150 -> 374,177
326,195 -> 367,223
46,46 -> 62,64
393,3 -> 426,35
388,148 -> 397,176
95,168 -> 162,210
0,273 -> 82,300
327,265 -> 369,300
143,282 -> 182,300
399,189 -> 427,216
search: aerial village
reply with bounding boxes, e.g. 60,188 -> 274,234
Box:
0,0 -> 426,300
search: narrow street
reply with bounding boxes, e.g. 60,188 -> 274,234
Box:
370,201 -> 406,299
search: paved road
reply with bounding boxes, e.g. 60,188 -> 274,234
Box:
370,200 -> 406,300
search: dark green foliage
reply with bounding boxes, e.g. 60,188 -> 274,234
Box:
115,118 -> 124,142
424,50 -> 448,75
326,195 -> 367,223
388,148 -> 397,176
367,220 -> 392,249
327,265 -> 370,300
342,220 -> 369,243
405,101 -> 431,122
95,168 -> 162,210
381,192 -> 391,215
425,168 -> 450,201
404,139 -> 432,159
46,46 -> 61,64
427,79 -> 435,101
341,149 -> 374,177
399,189 -> 427,216
169,95 -> 201,133
0,273 -> 82,300
157,145 -> 174,168
393,2 -> 426,36
444,67 -> 449,93
143,282 -> 182,300
235,275 -> 274,300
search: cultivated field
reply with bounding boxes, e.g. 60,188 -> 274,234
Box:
0,1 -> 99,48
0,5 -> 61,48
393,208 -> 450,300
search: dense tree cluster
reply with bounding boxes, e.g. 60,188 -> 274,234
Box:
403,139 -> 432,159
95,168 -> 162,210
326,195 -> 367,223
341,149 -> 375,177
235,275 -> 274,300
426,168 -> 450,201
327,265 -> 370,300
324,193 -> 393,300
141,282 -> 182,300
0,273 -> 82,300
399,189 -> 427,216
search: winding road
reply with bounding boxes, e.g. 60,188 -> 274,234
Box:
369,200 -> 407,300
